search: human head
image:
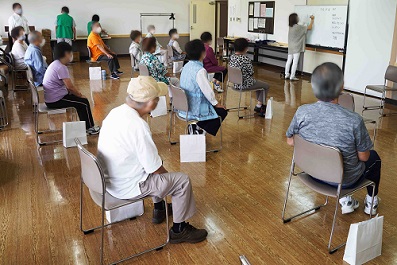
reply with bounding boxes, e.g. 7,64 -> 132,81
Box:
126,76 -> 168,114
147,25 -> 156,34
234,38 -> 249,54
11,26 -> 24,42
185,39 -> 206,61
130,30 -> 142,43
92,14 -> 100,22
200,32 -> 213,44
91,22 -> 102,34
169,28 -> 179,39
54,42 -> 73,64
289,13 -> 299,27
12,3 -> 22,14
61,6 -> 69,14
28,31 -> 44,47
142,37 -> 157,54
311,62 -> 344,102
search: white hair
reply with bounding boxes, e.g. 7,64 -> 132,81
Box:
28,31 -> 41,44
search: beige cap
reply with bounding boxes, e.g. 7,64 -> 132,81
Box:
127,76 -> 168,102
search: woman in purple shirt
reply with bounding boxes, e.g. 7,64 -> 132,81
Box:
200,32 -> 227,93
43,42 -> 99,134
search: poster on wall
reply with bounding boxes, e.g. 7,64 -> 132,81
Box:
258,18 -> 266,28
253,18 -> 259,29
260,4 -> 267,17
249,18 -> 254,31
254,2 -> 260,17
265,8 -> 274,17
249,4 -> 254,16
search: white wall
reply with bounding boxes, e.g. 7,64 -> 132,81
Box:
0,0 -> 195,39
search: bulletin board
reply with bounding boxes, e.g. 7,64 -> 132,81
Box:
247,1 -> 275,34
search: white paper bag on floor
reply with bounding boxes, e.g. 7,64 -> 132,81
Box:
173,61 -> 184,74
105,200 -> 144,223
265,97 -> 273,119
180,132 -> 206,163
343,215 -> 384,265
150,96 -> 167,118
63,121 -> 87,148
89,67 -> 101,80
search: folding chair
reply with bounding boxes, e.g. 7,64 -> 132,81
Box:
0,90 -> 8,130
29,80 -> 77,146
138,64 -> 150,76
8,53 -> 29,91
207,71 -> 224,92
363,65 -> 397,117
338,92 -> 377,144
168,85 -> 222,152
86,46 -> 102,66
130,53 -> 138,77
226,66 -> 267,119
282,135 -> 376,254
75,139 -> 169,265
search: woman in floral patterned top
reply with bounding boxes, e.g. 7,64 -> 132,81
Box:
140,37 -> 180,97
228,38 -> 270,117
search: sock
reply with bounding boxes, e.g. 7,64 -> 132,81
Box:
172,222 -> 187,233
256,103 -> 262,108
154,200 -> 165,210
366,194 -> 378,205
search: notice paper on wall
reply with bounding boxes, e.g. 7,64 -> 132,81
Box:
253,18 -> 259,29
258,18 -> 266,28
254,2 -> 260,17
249,4 -> 254,16
249,18 -> 254,31
265,8 -> 274,18
260,4 -> 267,17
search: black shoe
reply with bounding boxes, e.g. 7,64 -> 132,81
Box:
169,223 -> 208,244
254,105 -> 262,113
152,203 -> 172,224
110,73 -> 120,79
258,105 -> 267,117
116,70 -> 124,75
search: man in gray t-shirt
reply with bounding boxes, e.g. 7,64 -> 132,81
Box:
286,62 -> 381,216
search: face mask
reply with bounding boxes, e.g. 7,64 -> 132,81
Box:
18,35 -> 25,41
150,30 -> 155,34
69,53 -> 74,63
40,39 -> 46,47
174,34 -> 179,39
15,8 -> 22,15
95,27 -> 102,34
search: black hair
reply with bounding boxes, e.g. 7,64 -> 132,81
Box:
289,13 -> 298,27
61,6 -> 69,14
234,38 -> 249,52
11,26 -> 24,40
185,39 -> 205,61
130,30 -> 142,41
54,42 -> 73,60
12,3 -> 21,9
169,28 -> 178,37
142,37 -> 157,52
200,32 -> 212,43
92,14 -> 100,22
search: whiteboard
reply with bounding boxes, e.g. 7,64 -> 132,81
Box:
294,5 -> 348,50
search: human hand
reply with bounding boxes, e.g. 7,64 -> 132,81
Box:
215,103 -> 226,109
310,15 -> 315,20
106,53 -> 113,59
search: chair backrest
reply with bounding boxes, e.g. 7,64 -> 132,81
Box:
139,64 -> 150,76
293,135 -> 344,184
170,85 -> 189,113
167,45 -> 174,59
384,65 -> 397,83
130,53 -> 136,69
26,65 -> 34,82
9,53 -> 17,68
227,66 -> 243,85
87,46 -> 92,59
338,93 -> 355,112
28,80 -> 39,106
217,37 -> 224,47
75,138 -> 105,194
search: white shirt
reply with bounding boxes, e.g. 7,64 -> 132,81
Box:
8,13 -> 30,33
197,68 -> 218,105
11,41 -> 28,69
97,104 -> 162,199
172,40 -> 183,54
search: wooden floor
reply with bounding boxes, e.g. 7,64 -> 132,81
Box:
1,58 -> 397,265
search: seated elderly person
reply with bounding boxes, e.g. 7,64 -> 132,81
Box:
97,76 -> 208,243
129,30 -> 143,71
43,42 -> 99,135
10,26 -> 28,69
286,62 -> 381,215
88,21 -> 122,80
146,25 -> 168,64
24,31 -> 47,86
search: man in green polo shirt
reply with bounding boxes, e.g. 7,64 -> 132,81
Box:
55,6 -> 76,46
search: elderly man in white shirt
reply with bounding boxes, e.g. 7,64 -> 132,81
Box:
8,3 -> 30,47
97,76 -> 208,244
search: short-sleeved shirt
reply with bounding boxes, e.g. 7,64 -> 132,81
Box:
8,13 -> 30,33
11,41 -> 28,69
97,104 -> 162,199
286,101 -> 373,185
87,21 -> 93,36
288,24 -> 307,54
42,60 -> 69,103
229,54 -> 255,89
140,52 -> 169,85
87,32 -> 105,61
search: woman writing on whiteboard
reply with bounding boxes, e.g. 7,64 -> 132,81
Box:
285,13 -> 314,81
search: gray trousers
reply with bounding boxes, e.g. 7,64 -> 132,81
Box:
245,80 -> 269,103
132,172 -> 196,223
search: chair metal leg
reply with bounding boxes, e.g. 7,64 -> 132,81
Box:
328,186 -> 343,253
168,111 -> 178,145
369,184 -> 375,219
